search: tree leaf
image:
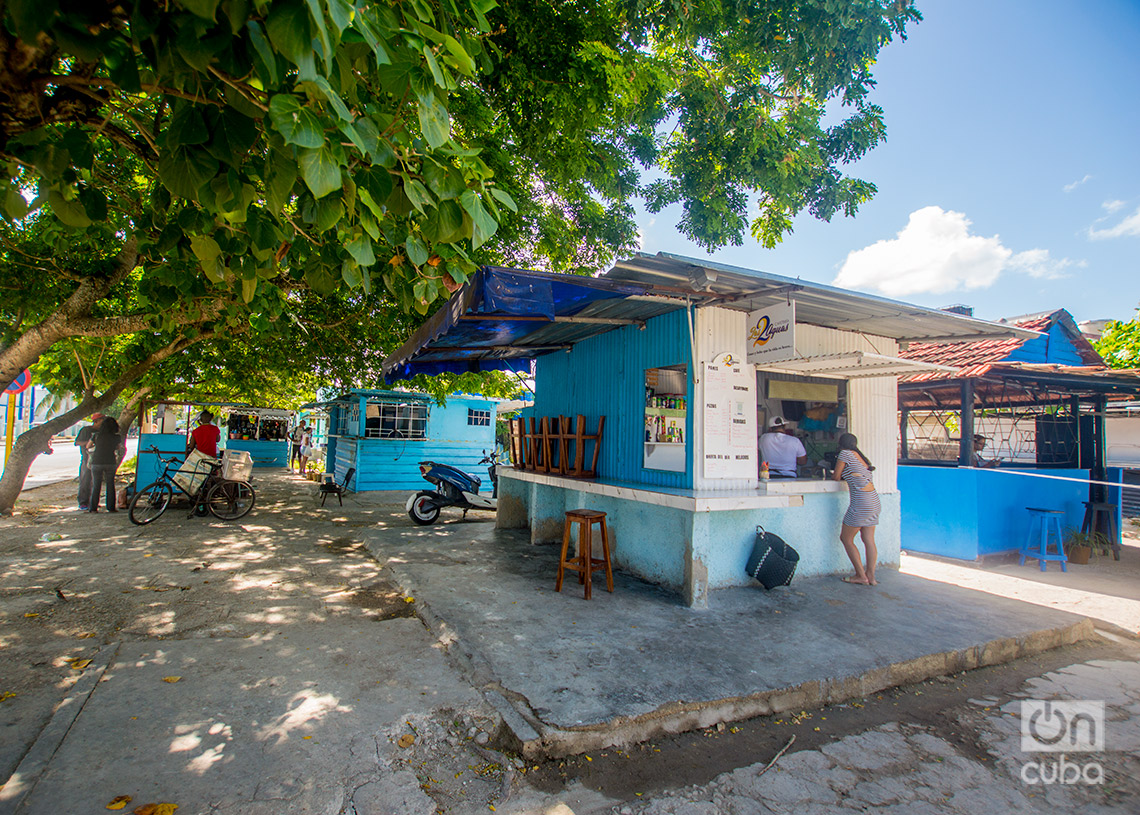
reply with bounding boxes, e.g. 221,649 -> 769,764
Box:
157,147 -> 219,199
423,45 -> 446,88
416,91 -> 450,148
312,196 -> 344,231
341,258 -> 362,287
167,106 -> 210,148
266,0 -> 312,65
311,76 -> 353,122
404,233 -> 429,266
459,190 -> 497,249
268,95 -> 325,148
345,233 -> 376,266
264,148 -> 298,213
241,276 -> 257,303
403,179 -> 433,214
489,187 -> 518,212
245,21 -> 280,86
298,146 -> 343,198
47,190 -> 91,227
327,0 -> 353,34
441,35 -> 475,77
179,0 -> 220,20
205,109 -> 259,165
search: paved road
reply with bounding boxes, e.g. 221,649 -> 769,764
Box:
12,439 -> 138,491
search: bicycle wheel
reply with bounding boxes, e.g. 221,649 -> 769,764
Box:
129,481 -> 173,525
206,480 -> 255,520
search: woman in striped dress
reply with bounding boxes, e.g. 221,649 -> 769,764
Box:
832,433 -> 880,585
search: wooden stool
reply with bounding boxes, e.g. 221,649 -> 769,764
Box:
1081,501 -> 1122,561
1020,507 -> 1067,572
557,509 -> 613,600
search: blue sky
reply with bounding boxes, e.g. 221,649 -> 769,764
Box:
634,0 -> 1140,325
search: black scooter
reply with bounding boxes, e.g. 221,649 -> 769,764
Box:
406,450 -> 500,525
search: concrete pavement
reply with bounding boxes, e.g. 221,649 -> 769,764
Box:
2,473 -> 1136,814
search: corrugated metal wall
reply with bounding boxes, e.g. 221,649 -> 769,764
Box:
693,307 -> 757,491
534,308 -> 693,488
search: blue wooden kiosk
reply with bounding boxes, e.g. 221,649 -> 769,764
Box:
322,389 -> 498,492
382,258 -> 1036,607
223,407 -> 293,468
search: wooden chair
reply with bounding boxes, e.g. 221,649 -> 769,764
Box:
556,509 -> 613,600
319,466 -> 355,507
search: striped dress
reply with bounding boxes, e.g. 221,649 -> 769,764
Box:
837,449 -> 881,527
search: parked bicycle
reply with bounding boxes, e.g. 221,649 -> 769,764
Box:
128,446 -> 256,525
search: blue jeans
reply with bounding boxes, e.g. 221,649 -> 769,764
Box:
88,464 -> 117,511
78,455 -> 91,507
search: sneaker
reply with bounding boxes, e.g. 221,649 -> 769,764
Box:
78,505 -> 89,511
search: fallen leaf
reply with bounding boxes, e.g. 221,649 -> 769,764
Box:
397,734 -> 415,748
24,612 -> 39,618
162,676 -> 181,683
133,804 -> 177,815
70,659 -> 92,670
302,735 -> 312,740
143,553 -> 154,557
106,795 -> 132,809
403,597 -> 414,603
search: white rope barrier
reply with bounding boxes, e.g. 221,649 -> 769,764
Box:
964,466 -> 1140,491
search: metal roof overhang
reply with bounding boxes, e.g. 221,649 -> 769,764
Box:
759,352 -> 957,379
898,365 -> 1140,410
383,256 -> 1038,382
606,253 -> 1042,344
383,265 -> 679,380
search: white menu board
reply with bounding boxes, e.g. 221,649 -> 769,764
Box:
703,353 -> 757,479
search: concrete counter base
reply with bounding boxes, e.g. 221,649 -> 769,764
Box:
498,468 -> 898,608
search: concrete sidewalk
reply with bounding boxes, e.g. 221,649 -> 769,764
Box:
359,516 -> 1096,758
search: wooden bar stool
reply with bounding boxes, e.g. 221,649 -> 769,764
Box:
1020,507 -> 1067,572
556,509 -> 614,600
1081,501 -> 1122,561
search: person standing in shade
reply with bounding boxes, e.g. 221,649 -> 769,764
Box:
832,432 -> 881,585
289,421 -> 308,473
759,416 -> 807,478
74,412 -> 104,510
186,410 -> 220,458
86,417 -> 123,513
297,422 -> 314,475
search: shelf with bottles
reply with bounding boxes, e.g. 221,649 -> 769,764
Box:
644,440 -> 686,446
645,406 -> 688,418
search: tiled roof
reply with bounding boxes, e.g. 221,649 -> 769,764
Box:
901,315 -> 1052,381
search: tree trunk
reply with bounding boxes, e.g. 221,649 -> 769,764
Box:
0,332 -> 213,514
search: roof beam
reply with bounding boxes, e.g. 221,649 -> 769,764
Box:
458,314 -> 643,327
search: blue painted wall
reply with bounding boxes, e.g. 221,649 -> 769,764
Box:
227,438 -> 289,468
900,465 -> 1089,559
533,309 -> 694,489
1003,322 -> 1085,366
135,433 -> 189,486
328,395 -> 496,492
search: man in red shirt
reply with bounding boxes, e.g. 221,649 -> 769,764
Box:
187,410 -> 221,458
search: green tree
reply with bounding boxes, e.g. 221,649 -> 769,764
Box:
1094,308 -> 1140,369
1,0 -> 921,395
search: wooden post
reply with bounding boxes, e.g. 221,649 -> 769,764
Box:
573,414 -> 586,476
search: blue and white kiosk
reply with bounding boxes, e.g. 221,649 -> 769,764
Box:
383,255 -> 1036,607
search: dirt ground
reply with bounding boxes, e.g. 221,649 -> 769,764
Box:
3,475 -> 1139,814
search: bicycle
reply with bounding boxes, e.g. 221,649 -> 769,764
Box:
128,446 -> 256,525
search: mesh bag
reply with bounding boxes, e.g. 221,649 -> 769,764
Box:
745,526 -> 800,590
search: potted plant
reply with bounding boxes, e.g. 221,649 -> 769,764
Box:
1063,528 -> 1110,564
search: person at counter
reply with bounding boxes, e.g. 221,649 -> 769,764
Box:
832,432 -> 880,586
759,416 -> 807,478
187,411 -> 220,458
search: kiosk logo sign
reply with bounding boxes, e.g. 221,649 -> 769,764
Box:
1020,700 -> 1104,786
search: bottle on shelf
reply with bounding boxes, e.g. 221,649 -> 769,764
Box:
760,461 -> 770,480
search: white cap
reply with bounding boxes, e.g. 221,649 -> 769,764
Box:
768,416 -> 786,429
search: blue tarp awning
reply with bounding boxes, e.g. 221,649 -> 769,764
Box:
382,266 -> 680,381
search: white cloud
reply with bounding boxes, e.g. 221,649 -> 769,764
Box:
1103,199 -> 1127,213
1064,174 -> 1093,192
1008,248 -> 1071,280
834,206 -> 1071,296
1088,205 -> 1140,240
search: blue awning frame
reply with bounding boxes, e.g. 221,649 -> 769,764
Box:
382,266 -> 679,381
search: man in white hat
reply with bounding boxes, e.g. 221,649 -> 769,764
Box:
759,416 -> 807,479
